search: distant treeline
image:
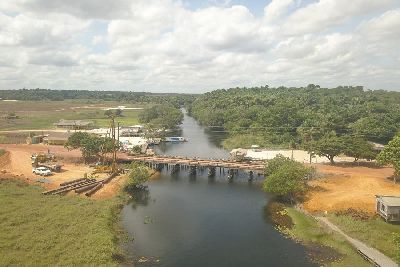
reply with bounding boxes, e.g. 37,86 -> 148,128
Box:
139,104 -> 184,129
189,85 -> 400,147
0,88 -> 195,106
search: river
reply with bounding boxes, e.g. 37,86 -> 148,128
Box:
121,112 -> 313,267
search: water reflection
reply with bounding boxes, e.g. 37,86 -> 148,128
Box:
121,111 -> 313,267
127,186 -> 151,208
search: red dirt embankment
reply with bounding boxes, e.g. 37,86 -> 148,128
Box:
304,164 -> 399,214
0,144 -> 128,198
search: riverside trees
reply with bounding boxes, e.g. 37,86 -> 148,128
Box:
263,155 -> 313,203
139,104 -> 183,129
189,85 -> 400,150
377,135 -> 400,183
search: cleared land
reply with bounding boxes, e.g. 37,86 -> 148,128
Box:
0,100 -> 146,131
304,164 -> 399,214
0,178 -> 125,266
0,144 -> 129,199
301,164 -> 400,264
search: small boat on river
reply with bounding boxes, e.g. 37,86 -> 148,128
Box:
164,137 -> 187,142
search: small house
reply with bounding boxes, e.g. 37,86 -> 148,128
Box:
55,119 -> 93,130
43,132 -> 72,145
375,195 -> 400,222
26,135 -> 46,144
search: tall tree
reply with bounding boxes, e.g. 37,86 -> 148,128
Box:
65,132 -> 114,163
309,133 -> 345,164
377,135 -> 400,183
343,135 -> 376,162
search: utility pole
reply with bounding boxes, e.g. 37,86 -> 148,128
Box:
117,122 -> 120,145
110,116 -> 117,173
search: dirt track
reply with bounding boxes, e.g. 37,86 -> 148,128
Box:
0,144 -> 128,198
304,164 -> 399,214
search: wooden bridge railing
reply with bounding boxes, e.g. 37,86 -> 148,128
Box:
127,155 -> 266,171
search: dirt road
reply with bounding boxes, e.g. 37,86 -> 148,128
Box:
304,164 -> 399,214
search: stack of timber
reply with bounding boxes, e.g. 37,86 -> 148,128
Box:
84,172 -> 118,197
42,178 -> 98,195
42,172 -> 119,197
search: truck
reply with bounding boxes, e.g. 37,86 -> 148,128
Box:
32,167 -> 52,176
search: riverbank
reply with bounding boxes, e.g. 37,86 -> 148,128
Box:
0,177 -> 131,266
266,202 -> 370,266
328,212 -> 400,263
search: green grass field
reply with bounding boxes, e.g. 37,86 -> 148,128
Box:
329,214 -> 400,262
286,208 -> 371,266
0,179 -> 126,266
0,100 -> 147,130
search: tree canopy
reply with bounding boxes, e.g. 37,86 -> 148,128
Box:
308,133 -> 345,164
125,162 -> 150,191
64,132 -> 115,163
263,155 -> 312,202
377,135 -> 400,183
0,88 -> 196,104
189,85 -> 400,148
139,104 -> 184,129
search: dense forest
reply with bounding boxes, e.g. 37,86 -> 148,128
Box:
189,85 -> 400,152
139,104 -> 184,129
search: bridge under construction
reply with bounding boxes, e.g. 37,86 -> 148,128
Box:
127,155 -> 266,179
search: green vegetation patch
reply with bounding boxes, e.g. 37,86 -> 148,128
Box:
190,86 -> 400,150
329,213 -> 400,262
286,208 -> 371,266
0,148 -> 5,157
0,179 -> 125,266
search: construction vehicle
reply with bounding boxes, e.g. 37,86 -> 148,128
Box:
31,153 -> 55,164
31,153 -> 60,172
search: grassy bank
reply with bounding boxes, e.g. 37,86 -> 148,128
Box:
284,208 -> 370,266
0,100 -> 145,131
0,179 -> 127,266
0,148 -> 5,156
329,214 -> 400,262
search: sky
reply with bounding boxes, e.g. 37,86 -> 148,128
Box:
0,0 -> 399,93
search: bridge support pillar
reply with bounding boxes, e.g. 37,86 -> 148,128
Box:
171,164 -> 180,174
155,164 -> 163,172
189,165 -> 197,175
208,167 -> 216,177
248,171 -> 254,181
227,169 -> 234,180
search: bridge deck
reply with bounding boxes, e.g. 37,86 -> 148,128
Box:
128,155 -> 265,171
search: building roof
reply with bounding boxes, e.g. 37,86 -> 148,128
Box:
45,132 -> 72,141
376,195 -> 400,206
55,119 -> 93,127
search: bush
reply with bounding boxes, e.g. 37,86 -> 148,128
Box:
263,155 -> 312,203
125,162 -> 150,191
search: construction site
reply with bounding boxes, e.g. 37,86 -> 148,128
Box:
0,117 -> 136,199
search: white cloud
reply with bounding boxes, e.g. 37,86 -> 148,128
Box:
264,0 -> 294,21
0,0 -> 399,92
282,0 -> 396,35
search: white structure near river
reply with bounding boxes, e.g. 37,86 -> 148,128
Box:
230,147 -> 353,163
